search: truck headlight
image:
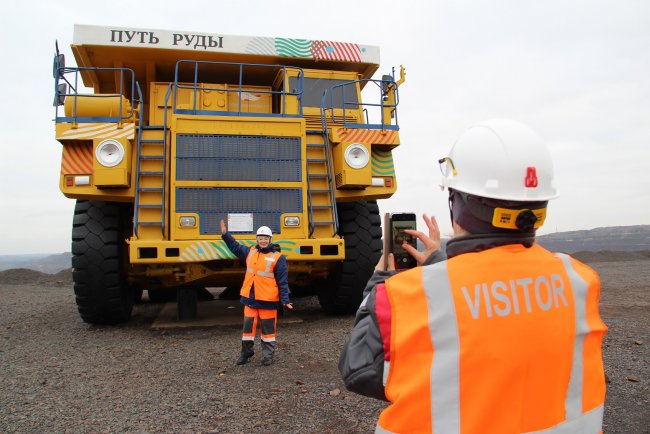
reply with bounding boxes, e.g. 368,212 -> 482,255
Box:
179,216 -> 196,227
95,139 -> 125,168
344,143 -> 369,169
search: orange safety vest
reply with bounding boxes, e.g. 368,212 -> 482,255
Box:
378,243 -> 606,434
240,248 -> 281,302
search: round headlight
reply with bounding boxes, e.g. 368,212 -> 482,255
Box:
344,143 -> 369,169
95,139 -> 125,168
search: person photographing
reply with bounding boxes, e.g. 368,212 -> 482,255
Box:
339,119 -> 607,433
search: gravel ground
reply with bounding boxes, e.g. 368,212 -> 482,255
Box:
0,257 -> 648,433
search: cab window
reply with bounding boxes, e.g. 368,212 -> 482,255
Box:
289,77 -> 358,108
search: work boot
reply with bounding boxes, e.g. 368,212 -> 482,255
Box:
236,340 -> 254,365
261,340 -> 276,366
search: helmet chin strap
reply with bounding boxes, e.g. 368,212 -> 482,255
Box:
448,190 -> 455,226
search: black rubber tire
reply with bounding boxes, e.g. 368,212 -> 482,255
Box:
317,200 -> 382,313
71,200 -> 134,325
177,287 -> 198,321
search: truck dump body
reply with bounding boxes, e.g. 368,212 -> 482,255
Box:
53,25 -> 404,323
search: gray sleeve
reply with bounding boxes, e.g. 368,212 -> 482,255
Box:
422,244 -> 447,266
363,270 -> 396,298
339,285 -> 389,401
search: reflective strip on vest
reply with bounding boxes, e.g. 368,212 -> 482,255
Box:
375,406 -> 604,434
556,253 -> 588,419
523,405 -> 604,434
246,248 -> 278,277
375,425 -> 396,434
422,263 -> 461,434
246,247 -> 259,275
382,361 -> 390,387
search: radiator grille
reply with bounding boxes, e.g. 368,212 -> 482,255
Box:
176,187 -> 302,235
176,134 -> 301,182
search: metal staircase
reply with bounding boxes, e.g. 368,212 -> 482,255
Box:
305,129 -> 338,237
134,125 -> 167,239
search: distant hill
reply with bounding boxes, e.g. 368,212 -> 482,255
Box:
0,225 -> 648,274
536,225 -> 650,253
0,252 -> 72,274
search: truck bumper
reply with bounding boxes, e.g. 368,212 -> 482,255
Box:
128,237 -> 345,264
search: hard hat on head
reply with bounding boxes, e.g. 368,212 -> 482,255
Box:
440,119 -> 559,201
256,226 -> 273,238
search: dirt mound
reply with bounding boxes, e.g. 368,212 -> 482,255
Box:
2,251 -> 649,285
572,250 -> 650,263
0,268 -> 72,286
48,268 -> 72,285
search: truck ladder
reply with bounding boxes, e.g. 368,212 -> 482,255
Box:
134,125 -> 167,239
306,129 -> 338,237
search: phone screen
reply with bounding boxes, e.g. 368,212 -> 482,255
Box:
390,213 -> 417,269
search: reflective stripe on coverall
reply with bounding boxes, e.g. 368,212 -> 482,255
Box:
242,305 -> 277,342
376,244 -> 607,434
240,248 -> 280,302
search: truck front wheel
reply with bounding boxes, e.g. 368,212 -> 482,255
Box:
317,200 -> 382,313
71,200 -> 134,324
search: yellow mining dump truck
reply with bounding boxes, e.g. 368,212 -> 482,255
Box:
52,25 -> 404,324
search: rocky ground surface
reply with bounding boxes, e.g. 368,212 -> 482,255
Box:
0,253 -> 648,433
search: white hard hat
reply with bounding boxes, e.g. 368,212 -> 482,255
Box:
440,119 -> 559,201
256,226 -> 273,237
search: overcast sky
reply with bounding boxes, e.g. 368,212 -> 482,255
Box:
0,0 -> 648,255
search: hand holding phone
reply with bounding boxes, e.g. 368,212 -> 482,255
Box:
381,213 -> 442,271
383,213 -> 418,270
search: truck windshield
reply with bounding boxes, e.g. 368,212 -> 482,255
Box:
289,77 -> 358,109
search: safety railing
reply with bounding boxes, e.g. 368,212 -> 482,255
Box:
320,76 -> 400,131
313,124 -> 339,238
53,64 -> 138,124
172,60 -> 304,117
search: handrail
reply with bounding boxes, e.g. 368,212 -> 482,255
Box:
133,82 -> 144,237
316,110 -> 339,237
162,83 -> 173,238
53,66 -> 137,124
172,60 -> 304,117
320,77 -> 400,131
315,74 -> 403,237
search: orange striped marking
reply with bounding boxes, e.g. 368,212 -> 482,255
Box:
61,143 -> 93,175
336,127 -> 398,145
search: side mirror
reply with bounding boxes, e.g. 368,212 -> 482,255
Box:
381,74 -> 392,94
53,83 -> 67,106
52,53 -> 65,79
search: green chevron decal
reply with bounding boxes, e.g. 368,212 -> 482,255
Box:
209,241 -> 236,259
372,151 -> 395,176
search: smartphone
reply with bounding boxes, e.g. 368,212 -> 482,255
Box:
383,212 -> 417,270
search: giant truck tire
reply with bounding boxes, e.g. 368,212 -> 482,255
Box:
71,200 -> 134,325
317,200 -> 382,313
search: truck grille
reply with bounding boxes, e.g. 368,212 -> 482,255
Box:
176,134 -> 301,182
176,187 -> 302,235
